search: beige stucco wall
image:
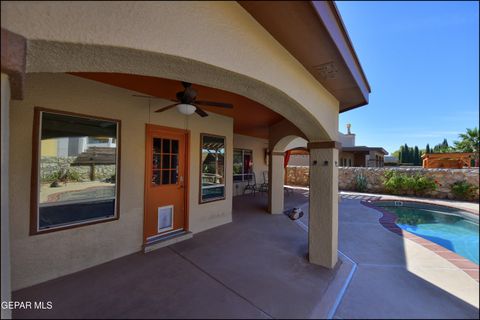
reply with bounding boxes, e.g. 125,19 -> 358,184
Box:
9,73 -> 233,290
232,134 -> 269,196
1,1 -> 339,142
1,73 -> 12,319
366,150 -> 385,167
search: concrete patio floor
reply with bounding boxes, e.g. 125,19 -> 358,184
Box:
12,192 -> 343,319
12,190 -> 479,319
293,189 -> 479,319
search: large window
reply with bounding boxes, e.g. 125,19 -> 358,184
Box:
200,134 -> 226,203
233,149 -> 253,182
31,108 -> 120,234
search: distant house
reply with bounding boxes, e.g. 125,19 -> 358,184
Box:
287,124 -> 387,167
338,124 -> 387,167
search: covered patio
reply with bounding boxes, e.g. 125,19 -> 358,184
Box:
2,3 -> 370,318
12,192 -> 346,319
12,190 -> 479,319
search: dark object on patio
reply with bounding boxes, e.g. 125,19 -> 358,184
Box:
105,174 -> 116,184
50,181 -> 60,188
50,167 -> 69,187
243,172 -> 258,195
259,171 -> 269,193
288,208 -> 304,220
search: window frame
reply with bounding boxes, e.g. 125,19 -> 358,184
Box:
233,148 -> 253,182
199,133 -> 226,204
30,107 -> 122,235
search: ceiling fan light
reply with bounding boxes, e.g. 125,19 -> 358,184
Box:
176,103 -> 196,115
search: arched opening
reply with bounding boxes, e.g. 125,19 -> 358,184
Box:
27,41 -> 332,142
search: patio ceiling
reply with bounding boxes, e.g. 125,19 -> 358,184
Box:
71,72 -> 285,139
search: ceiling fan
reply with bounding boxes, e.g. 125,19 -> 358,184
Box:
133,82 -> 233,117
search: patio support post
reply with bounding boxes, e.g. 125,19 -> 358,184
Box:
1,73 -> 12,319
1,30 -> 26,316
308,141 -> 340,268
268,151 -> 284,214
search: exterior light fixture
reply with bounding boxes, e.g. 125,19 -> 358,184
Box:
176,103 -> 196,115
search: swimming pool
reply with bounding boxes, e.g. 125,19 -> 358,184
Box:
374,201 -> 479,265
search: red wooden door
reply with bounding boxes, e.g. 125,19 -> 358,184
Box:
144,124 -> 188,244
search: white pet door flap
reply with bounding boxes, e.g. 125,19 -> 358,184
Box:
157,205 -> 174,233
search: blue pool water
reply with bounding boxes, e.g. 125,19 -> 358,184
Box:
374,202 -> 479,264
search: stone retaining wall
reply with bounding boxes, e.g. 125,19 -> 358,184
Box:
286,166 -> 479,201
40,157 -> 115,182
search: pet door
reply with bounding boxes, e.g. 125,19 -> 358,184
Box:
157,205 -> 174,233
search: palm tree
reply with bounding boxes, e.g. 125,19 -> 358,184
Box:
454,127 -> 479,166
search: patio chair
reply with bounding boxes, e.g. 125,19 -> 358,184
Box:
243,172 -> 258,196
259,171 -> 269,193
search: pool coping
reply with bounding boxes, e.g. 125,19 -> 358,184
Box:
362,200 -> 479,282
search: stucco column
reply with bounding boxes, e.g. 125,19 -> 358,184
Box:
268,151 -> 284,214
308,141 -> 340,268
1,73 -> 12,319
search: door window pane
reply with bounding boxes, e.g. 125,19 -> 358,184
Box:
162,139 -> 171,153
170,170 -> 178,184
162,155 -> 170,169
152,138 -> 179,186
153,138 -> 162,153
171,155 -> 178,170
161,171 -> 170,184
152,171 -> 161,185
172,140 -> 179,154
153,155 -> 161,169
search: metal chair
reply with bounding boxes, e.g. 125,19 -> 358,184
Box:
259,171 -> 269,193
243,172 -> 258,195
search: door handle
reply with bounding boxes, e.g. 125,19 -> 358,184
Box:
179,176 -> 184,188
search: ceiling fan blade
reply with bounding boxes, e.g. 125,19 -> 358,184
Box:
154,104 -> 178,113
195,100 -> 233,108
133,94 -> 178,102
132,94 -> 156,98
194,106 -> 208,117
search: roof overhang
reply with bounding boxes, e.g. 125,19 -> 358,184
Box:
239,1 -> 370,112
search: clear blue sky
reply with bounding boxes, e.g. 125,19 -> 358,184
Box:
336,1 -> 479,155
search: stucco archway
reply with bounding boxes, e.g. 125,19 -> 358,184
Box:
26,40 -> 331,143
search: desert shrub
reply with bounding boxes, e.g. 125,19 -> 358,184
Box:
44,170 -> 62,183
384,171 -> 408,194
384,171 -> 436,196
43,168 -> 82,183
451,180 -> 478,201
66,170 -> 82,182
412,176 -> 437,195
355,173 -> 368,192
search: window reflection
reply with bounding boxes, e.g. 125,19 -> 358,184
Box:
200,134 -> 225,202
37,111 -> 119,231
